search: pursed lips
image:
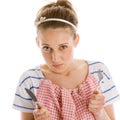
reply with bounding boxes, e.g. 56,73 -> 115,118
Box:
52,63 -> 63,68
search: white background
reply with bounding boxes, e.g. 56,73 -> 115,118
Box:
0,0 -> 120,119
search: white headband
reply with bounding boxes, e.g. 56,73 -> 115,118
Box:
35,17 -> 77,31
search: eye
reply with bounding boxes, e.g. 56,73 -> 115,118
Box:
42,46 -> 52,52
59,45 -> 68,50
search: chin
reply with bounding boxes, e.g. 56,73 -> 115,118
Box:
52,67 -> 66,74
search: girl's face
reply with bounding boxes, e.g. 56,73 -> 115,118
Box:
36,27 -> 79,74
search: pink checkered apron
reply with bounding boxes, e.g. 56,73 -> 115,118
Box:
36,74 -> 98,120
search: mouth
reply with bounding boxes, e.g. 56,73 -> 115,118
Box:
52,64 -> 63,68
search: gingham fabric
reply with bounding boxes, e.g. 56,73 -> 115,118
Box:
36,74 -> 98,120
13,61 -> 120,114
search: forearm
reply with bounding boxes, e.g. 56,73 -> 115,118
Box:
21,112 -> 34,120
94,109 -> 111,120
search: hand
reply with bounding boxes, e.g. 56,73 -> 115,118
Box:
33,105 -> 51,120
88,89 -> 105,117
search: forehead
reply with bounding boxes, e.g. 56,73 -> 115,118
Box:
38,27 -> 74,45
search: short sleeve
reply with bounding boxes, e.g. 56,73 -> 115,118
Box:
12,68 -> 44,113
99,63 -> 120,105
88,61 -> 120,105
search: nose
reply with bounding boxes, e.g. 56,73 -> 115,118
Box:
51,51 -> 61,63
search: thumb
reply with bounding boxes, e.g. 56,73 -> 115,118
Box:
93,86 -> 101,94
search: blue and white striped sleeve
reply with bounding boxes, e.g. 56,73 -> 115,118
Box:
100,63 -> 120,105
88,61 -> 120,105
13,68 -> 44,113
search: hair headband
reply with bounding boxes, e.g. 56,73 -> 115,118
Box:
35,17 -> 77,31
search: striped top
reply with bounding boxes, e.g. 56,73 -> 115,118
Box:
13,61 -> 120,113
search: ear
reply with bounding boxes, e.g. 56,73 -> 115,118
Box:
36,36 -> 40,47
74,34 -> 80,47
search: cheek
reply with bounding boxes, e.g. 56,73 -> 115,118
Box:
41,52 -> 50,61
63,49 -> 73,60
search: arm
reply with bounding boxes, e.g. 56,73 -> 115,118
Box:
88,91 -> 116,120
104,104 -> 115,120
94,104 -> 115,120
21,112 -> 34,120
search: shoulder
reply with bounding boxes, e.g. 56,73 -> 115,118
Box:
87,60 -> 105,69
87,60 -> 111,79
16,66 -> 45,101
13,66 -> 45,112
76,59 -> 107,73
18,66 -> 44,87
86,60 -> 120,105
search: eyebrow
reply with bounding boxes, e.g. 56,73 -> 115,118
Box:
41,43 -> 69,46
41,43 -> 49,46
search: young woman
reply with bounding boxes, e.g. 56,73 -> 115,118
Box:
13,0 -> 119,119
